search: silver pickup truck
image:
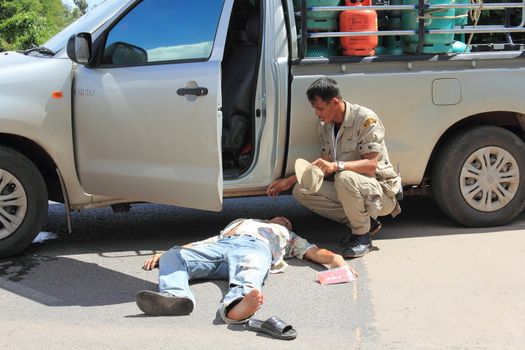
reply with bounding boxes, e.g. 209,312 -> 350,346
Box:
1,0 -> 524,257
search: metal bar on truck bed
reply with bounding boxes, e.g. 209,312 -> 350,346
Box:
308,26 -> 525,38
417,0 -> 425,54
300,0 -> 307,59
293,50 -> 525,66
308,4 -> 525,11
429,27 -> 525,34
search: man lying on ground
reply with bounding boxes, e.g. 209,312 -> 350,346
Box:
136,216 -> 357,323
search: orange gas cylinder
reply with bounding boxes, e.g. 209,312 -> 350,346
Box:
340,0 -> 378,56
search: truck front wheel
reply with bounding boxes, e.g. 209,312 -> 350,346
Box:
0,147 -> 48,258
431,126 -> 525,227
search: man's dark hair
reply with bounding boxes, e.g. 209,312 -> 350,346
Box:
306,77 -> 341,103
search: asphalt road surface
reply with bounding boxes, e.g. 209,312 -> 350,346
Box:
1,196 -> 524,349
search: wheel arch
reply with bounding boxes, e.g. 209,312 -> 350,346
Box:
423,111 -> 525,185
0,133 -> 63,203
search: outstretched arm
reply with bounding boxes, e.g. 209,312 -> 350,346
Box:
303,247 -> 358,277
267,175 -> 298,198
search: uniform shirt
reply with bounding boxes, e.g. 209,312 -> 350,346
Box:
318,101 -> 402,199
192,218 -> 316,273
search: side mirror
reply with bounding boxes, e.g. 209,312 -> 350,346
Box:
67,33 -> 93,65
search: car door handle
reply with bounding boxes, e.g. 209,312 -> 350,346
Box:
177,87 -> 208,96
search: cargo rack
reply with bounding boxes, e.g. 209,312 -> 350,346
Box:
295,0 -> 525,58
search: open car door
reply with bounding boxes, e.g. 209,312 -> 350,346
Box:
73,0 -> 232,211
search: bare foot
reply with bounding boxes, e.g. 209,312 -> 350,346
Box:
226,289 -> 264,321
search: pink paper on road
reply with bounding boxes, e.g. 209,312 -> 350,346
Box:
316,266 -> 356,285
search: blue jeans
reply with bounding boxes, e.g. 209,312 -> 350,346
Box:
158,235 -> 272,323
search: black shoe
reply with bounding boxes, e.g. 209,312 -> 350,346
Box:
339,218 -> 381,245
341,233 -> 372,258
136,291 -> 194,316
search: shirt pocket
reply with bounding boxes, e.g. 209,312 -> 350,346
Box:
339,136 -> 358,159
320,138 -> 331,156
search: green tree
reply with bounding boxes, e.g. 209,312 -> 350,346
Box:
0,0 -> 75,51
0,11 -> 52,50
74,0 -> 88,15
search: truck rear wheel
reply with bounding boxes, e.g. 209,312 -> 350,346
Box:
0,147 -> 48,258
431,126 -> 525,227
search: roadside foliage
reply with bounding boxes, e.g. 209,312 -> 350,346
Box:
0,0 -> 81,51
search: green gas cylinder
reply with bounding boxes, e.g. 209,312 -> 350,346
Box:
294,0 -> 341,30
306,37 -> 341,57
454,0 -> 469,42
454,0 -> 469,26
401,0 -> 455,54
450,40 -> 470,53
385,0 -> 404,55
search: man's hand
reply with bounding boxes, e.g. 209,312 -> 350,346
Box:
330,254 -> 358,277
267,175 -> 297,198
312,158 -> 337,176
143,253 -> 162,270
304,248 -> 358,278
330,254 -> 347,269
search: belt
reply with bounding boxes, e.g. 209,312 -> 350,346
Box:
222,232 -> 256,240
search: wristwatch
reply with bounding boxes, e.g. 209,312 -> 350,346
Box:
336,161 -> 345,172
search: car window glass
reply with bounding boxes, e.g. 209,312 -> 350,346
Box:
102,0 -> 225,65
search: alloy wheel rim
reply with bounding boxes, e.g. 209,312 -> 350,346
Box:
0,169 -> 28,239
460,146 -> 520,212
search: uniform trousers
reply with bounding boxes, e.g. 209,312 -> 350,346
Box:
293,170 -> 396,235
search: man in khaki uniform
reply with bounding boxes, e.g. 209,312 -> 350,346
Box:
267,77 -> 401,257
